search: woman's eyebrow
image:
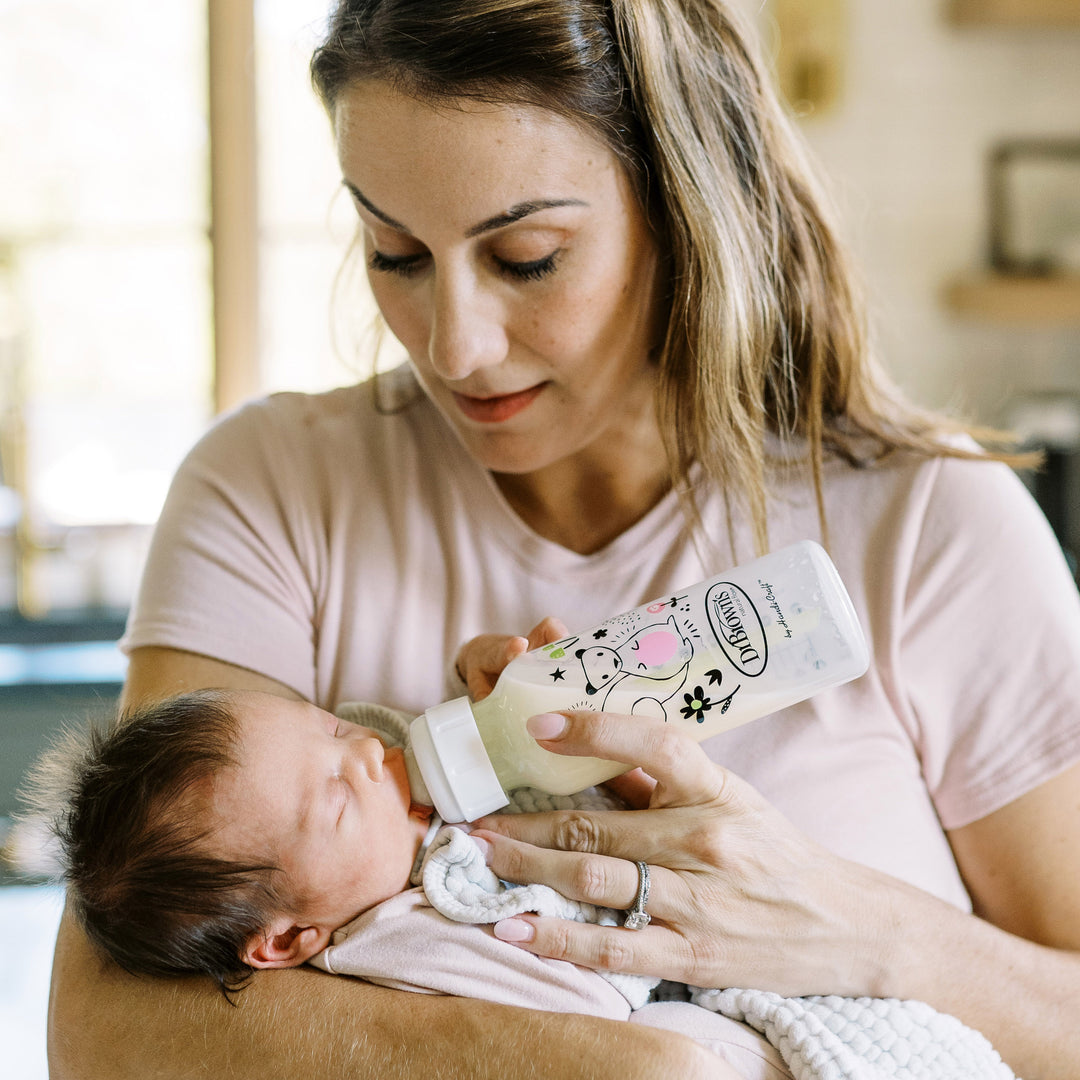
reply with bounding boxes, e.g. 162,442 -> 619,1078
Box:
342,180 -> 586,237
464,199 -> 587,237
344,181 -> 409,231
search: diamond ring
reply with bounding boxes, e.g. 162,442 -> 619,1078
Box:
623,860 -> 651,930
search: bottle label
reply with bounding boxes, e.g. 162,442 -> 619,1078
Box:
497,542 -> 864,733
512,577 -> 793,727
706,582 -> 768,676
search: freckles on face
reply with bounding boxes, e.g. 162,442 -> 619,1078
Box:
333,81 -> 663,477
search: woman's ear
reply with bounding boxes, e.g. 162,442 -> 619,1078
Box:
243,918 -> 332,969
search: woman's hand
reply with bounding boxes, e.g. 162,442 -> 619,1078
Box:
456,617 -> 570,700
472,709 -> 902,997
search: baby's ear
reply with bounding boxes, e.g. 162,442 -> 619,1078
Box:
243,918 -> 331,969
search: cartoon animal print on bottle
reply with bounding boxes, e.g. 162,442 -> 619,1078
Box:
574,613 -> 695,720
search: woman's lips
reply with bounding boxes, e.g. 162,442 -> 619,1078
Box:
451,384 -> 545,423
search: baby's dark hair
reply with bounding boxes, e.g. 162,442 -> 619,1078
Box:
25,690 -> 287,996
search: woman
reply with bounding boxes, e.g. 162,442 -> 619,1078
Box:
49,2 -> 1080,1077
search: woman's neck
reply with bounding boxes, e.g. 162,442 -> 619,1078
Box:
492,436 -> 673,556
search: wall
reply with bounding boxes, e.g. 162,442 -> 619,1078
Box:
734,0 -> 1080,424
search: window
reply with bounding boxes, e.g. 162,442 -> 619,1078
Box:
0,2 -> 210,616
0,1 -> 396,620
256,0 -> 387,395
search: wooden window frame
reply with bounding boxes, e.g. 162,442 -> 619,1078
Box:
208,0 -> 260,414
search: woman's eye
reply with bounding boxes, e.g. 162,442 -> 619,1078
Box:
368,248 -> 560,282
495,252 -> 560,282
368,249 -> 428,278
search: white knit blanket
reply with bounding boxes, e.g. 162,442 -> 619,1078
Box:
344,702 -> 1017,1080
690,989 -> 1015,1080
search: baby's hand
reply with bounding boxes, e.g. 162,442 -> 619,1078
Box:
456,616 -> 569,700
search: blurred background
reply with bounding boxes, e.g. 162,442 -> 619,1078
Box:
1,1 -> 1078,1076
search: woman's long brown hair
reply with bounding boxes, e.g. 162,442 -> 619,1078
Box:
312,0 -> 1031,553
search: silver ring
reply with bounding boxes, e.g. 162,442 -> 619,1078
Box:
623,861 -> 651,930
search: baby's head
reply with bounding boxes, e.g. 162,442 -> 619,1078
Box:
38,689 -> 429,994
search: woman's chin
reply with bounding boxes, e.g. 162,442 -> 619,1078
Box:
448,424 -> 567,477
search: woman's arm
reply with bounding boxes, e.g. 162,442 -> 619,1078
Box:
50,909 -> 719,1080
916,761 -> 1080,1079
118,645 -> 306,708
474,710 -> 1080,1080
48,648 -> 717,1080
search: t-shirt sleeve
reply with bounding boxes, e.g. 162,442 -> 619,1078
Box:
120,396 -> 324,701
900,456 -> 1080,829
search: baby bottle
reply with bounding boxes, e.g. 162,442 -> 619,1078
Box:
405,540 -> 869,822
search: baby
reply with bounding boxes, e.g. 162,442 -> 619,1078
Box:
38,688 -> 438,993
30,623 -> 574,992
32,669 -> 1018,1079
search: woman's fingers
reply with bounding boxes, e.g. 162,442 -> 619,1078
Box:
491,915 -> 695,984
524,709 -> 737,809
474,826 -> 685,917
475,809 -> 652,866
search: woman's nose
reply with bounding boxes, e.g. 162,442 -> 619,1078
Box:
427,275 -> 508,381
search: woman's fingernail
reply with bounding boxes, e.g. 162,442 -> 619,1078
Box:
471,834 -> 493,862
527,712 -> 567,739
493,918 -> 535,943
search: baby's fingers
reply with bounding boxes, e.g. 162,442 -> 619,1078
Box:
604,767 -> 657,809
458,634 -> 528,699
524,616 -> 570,650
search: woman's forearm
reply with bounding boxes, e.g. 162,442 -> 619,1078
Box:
873,875 -> 1079,1080
48,906 -> 715,1080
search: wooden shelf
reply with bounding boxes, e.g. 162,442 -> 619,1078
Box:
948,0 -> 1080,26
944,274 -> 1080,323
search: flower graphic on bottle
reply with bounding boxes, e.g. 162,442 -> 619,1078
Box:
680,686 -> 714,722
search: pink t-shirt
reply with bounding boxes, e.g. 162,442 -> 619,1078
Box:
123,365 -> 1080,912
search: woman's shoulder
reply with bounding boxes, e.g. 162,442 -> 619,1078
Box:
216,365 -> 422,435
188,365 -> 444,473
822,440 -> 1065,612
768,431 -> 1032,522
879,440 -> 1038,532
813,433 -> 1033,513
764,439 -> 1055,591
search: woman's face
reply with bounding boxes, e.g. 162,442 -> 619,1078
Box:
334,80 -> 664,477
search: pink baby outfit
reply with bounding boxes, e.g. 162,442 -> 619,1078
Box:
311,866 -> 789,1079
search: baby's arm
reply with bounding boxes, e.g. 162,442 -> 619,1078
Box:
311,888 -> 632,1020
456,617 -> 569,700
314,893 -> 775,1078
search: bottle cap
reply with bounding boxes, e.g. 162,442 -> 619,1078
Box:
407,697 -> 509,822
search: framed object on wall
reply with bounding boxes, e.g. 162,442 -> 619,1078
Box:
989,139 -> 1080,276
